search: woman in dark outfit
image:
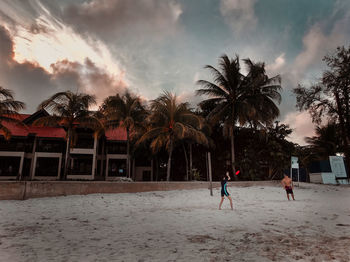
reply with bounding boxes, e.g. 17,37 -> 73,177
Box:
219,171 -> 233,210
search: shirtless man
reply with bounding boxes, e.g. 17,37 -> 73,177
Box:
219,171 -> 234,210
281,174 -> 295,200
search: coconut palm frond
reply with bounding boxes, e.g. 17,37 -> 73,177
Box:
38,91 -> 70,110
137,127 -> 165,145
0,87 -> 15,99
0,87 -> 25,139
204,65 -> 228,87
0,124 -> 12,140
78,116 -> 102,131
0,99 -> 25,111
33,115 -> 62,127
196,80 -> 229,98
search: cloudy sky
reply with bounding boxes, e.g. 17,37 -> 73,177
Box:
1,0 -> 350,145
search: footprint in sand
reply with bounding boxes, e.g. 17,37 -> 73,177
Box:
336,223 -> 350,227
331,214 -> 339,220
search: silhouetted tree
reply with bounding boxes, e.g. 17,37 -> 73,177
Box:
35,91 -> 100,179
294,46 -> 350,174
100,90 -> 148,178
197,55 -> 282,178
137,92 -> 207,181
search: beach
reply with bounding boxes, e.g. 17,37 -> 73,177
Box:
0,183 -> 349,261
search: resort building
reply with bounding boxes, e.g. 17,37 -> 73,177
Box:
0,110 -> 66,180
0,110 -> 153,181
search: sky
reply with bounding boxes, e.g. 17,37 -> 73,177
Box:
0,0 -> 350,145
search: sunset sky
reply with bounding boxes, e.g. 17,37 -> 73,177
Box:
1,0 -> 350,145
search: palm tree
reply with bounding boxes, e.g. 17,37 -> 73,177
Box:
305,122 -> 341,159
35,91 -> 100,180
100,90 -> 148,178
242,59 -> 282,128
137,91 -> 207,181
0,86 -> 25,140
181,116 -> 212,181
197,54 -> 281,176
187,114 -> 213,180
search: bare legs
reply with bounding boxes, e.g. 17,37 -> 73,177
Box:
219,196 -> 233,210
286,193 -> 295,201
219,197 -> 224,210
228,196 -> 233,210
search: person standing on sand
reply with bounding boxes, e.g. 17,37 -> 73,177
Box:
281,174 -> 295,200
219,171 -> 233,210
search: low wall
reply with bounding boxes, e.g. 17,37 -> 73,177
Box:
0,181 -> 26,200
0,180 -> 280,200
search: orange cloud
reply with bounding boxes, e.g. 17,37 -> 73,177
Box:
0,25 -> 127,112
283,111 -> 316,145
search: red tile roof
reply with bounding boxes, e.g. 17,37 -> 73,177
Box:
1,121 -> 29,137
1,114 -> 66,139
28,126 -> 66,138
16,114 -> 31,121
1,113 -> 127,141
105,127 -> 127,141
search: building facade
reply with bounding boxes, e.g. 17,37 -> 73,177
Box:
0,110 -> 152,181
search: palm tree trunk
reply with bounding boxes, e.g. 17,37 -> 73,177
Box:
64,128 -> 72,180
230,125 -> 237,180
126,128 -> 131,179
182,143 -> 189,181
268,166 -> 274,180
132,158 -> 136,181
166,139 -> 174,181
100,139 -> 105,180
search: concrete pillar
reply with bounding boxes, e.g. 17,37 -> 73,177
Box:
19,154 -> 24,179
29,137 -> 37,180
92,136 -> 98,180
31,153 -> 37,179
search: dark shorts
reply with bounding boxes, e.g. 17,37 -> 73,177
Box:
285,186 -> 293,194
221,190 -> 230,197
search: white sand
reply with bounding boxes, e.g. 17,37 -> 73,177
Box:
0,183 -> 349,262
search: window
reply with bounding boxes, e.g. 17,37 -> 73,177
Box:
107,142 -> 127,154
74,132 -> 94,149
0,138 -> 26,152
36,139 -> 64,152
70,154 -> 93,175
0,156 -> 20,176
108,159 -> 127,177
36,139 -> 64,153
35,157 -> 60,177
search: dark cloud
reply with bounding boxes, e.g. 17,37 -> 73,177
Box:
51,58 -> 126,104
62,0 -> 182,42
0,26 -> 14,60
0,26 -> 58,112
